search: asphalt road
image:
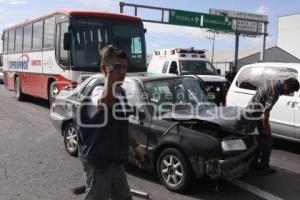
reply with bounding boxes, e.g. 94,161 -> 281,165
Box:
0,84 -> 299,200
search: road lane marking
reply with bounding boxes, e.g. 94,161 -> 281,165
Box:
230,179 -> 284,200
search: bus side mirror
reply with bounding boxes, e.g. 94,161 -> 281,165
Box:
63,32 -> 71,50
1,33 -> 4,41
217,69 -> 221,75
144,28 -> 147,33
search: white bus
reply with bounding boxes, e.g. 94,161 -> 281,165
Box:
1,9 -> 146,103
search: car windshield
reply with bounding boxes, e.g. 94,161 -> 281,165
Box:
179,60 -> 218,75
143,77 -> 211,115
70,18 -> 146,72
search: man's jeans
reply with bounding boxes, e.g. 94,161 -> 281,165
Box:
82,162 -> 132,200
253,121 -> 273,168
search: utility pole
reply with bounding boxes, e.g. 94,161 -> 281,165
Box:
234,33 -> 240,73
260,22 -> 268,61
206,30 -> 217,64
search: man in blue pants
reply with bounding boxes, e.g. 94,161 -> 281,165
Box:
248,78 -> 299,174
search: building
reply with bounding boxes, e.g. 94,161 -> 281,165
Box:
277,13 -> 300,59
237,46 -> 300,70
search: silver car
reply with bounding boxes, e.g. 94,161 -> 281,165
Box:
0,67 -> 3,84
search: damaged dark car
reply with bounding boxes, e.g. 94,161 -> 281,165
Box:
50,74 -> 257,192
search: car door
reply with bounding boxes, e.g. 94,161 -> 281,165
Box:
261,67 -> 298,139
294,84 -> 300,140
122,80 -> 151,151
142,80 -> 178,151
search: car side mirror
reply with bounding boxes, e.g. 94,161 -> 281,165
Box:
217,69 -> 221,75
63,32 -> 71,51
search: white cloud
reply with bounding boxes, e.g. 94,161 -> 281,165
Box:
74,0 -> 118,12
255,6 -> 270,15
144,22 -> 207,39
0,0 -> 29,5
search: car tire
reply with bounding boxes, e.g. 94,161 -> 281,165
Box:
15,76 -> 25,101
156,148 -> 193,192
63,122 -> 78,157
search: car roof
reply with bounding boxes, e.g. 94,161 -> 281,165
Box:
242,62 -> 300,69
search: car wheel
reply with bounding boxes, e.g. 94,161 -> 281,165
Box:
15,76 -> 24,101
63,122 -> 78,157
156,148 -> 193,192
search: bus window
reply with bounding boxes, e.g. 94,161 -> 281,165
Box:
15,27 -> 23,53
131,37 -> 142,57
112,20 -> 146,72
23,24 -> 32,51
43,17 -> 55,49
56,22 -> 69,66
8,29 -> 15,53
71,19 -> 107,69
32,21 -> 43,50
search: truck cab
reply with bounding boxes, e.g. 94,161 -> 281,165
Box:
147,48 -> 229,105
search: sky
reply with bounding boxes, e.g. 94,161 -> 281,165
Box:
1,0 -> 300,59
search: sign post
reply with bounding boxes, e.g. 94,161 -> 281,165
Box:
209,8 -> 268,71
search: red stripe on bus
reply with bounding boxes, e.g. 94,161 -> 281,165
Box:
4,72 -> 75,100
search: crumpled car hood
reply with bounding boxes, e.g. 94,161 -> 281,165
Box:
161,106 -> 256,135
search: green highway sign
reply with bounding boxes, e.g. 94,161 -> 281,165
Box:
202,13 -> 232,31
169,10 -> 202,28
169,10 -> 232,31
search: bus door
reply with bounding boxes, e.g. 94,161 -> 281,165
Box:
42,17 -> 56,98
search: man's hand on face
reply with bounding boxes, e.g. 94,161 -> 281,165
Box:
107,67 -> 120,84
106,62 -> 127,84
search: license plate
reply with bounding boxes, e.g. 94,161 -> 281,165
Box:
207,93 -> 215,100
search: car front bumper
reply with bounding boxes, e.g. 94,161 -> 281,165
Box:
205,140 -> 257,179
50,111 -> 65,134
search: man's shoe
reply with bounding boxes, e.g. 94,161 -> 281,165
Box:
71,185 -> 86,195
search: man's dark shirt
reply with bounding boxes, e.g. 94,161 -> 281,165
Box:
248,80 -> 281,114
77,82 -> 131,165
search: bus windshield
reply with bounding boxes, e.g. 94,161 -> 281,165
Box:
70,17 -> 146,72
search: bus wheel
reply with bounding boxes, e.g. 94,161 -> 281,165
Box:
15,76 -> 24,101
48,80 -> 58,106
